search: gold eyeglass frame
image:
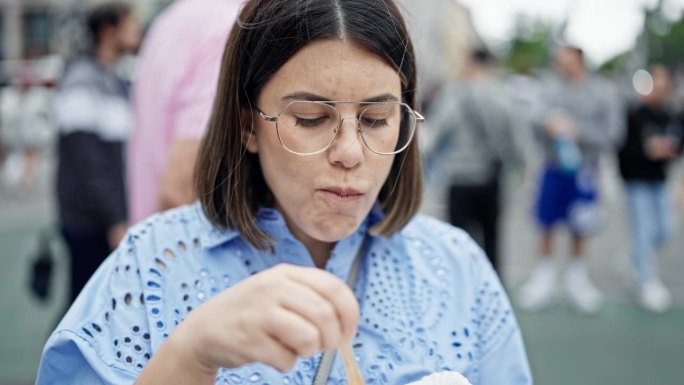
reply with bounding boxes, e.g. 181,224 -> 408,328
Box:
257,100 -> 425,156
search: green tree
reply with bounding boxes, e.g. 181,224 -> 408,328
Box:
647,15 -> 684,67
505,17 -> 552,74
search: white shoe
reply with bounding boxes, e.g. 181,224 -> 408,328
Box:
565,261 -> 604,314
638,280 -> 673,314
518,260 -> 558,311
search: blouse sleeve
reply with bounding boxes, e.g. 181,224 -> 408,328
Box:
465,238 -> 533,385
36,329 -> 137,385
36,234 -> 151,385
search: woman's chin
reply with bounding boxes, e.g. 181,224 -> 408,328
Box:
311,217 -> 363,242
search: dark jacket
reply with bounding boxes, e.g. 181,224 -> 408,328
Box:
55,58 -> 130,233
618,103 -> 683,182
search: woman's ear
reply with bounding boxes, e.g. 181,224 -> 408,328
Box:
241,108 -> 259,154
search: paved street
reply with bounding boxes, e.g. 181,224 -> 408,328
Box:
1,153 -> 683,384
425,156 -> 684,385
0,154 -> 69,385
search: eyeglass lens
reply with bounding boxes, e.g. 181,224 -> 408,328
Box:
276,101 -> 416,155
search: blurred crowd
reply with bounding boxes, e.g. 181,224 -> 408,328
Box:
425,45 -> 684,315
1,0 -> 683,319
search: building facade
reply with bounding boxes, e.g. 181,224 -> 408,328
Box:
0,0 -> 167,82
0,0 -> 479,87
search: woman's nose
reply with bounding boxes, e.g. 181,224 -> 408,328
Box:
328,117 -> 365,168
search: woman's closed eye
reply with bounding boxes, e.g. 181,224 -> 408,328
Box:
295,116 -> 329,127
360,116 -> 389,128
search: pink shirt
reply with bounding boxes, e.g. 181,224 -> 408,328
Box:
127,0 -> 240,224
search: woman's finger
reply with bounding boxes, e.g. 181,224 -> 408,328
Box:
276,279 -> 343,351
282,265 -> 361,340
263,306 -> 322,358
245,333 -> 299,372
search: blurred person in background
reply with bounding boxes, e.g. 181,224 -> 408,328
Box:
53,2 -> 142,303
0,64 -> 53,194
679,108 -> 684,211
127,0 -> 240,224
681,110 -> 684,211
506,62 -> 543,148
425,48 -> 527,273
518,45 -> 623,314
618,65 -> 682,313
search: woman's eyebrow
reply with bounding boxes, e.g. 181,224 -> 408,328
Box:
282,91 -> 399,103
362,93 -> 399,103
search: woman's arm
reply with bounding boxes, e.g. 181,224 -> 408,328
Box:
134,332 -> 217,385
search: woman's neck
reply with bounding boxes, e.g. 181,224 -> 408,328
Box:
273,204 -> 336,268
307,241 -> 336,269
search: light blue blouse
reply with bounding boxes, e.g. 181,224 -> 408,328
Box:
37,203 -> 532,385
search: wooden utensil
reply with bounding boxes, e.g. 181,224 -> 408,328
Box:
339,341 -> 365,385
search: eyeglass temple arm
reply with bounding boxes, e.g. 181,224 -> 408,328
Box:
258,110 -> 278,122
413,110 -> 425,122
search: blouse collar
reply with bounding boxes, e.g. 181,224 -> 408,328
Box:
198,203 -> 386,280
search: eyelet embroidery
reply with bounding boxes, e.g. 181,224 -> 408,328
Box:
66,207 -> 521,384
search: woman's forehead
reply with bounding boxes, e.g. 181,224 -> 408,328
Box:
262,39 -> 402,102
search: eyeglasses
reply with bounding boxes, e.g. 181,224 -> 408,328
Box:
257,100 -> 424,156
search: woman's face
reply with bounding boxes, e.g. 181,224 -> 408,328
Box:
246,39 -> 401,248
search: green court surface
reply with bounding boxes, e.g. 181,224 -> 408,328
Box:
0,222 -> 69,385
516,304 -> 684,385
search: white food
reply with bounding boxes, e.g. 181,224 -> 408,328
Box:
406,371 -> 473,385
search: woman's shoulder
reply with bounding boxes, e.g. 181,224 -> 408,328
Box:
399,214 -> 488,273
126,202 -> 239,256
402,214 -> 477,250
49,203 -> 236,343
38,203 -> 238,380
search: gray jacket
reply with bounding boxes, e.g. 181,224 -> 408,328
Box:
534,74 -> 624,167
425,79 -> 528,185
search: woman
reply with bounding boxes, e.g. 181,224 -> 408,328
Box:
37,1 -> 532,384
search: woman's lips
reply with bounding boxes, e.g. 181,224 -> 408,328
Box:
319,187 -> 364,202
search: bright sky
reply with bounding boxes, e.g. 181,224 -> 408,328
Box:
458,0 -> 684,66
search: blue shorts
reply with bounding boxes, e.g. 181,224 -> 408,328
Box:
534,165 -> 601,236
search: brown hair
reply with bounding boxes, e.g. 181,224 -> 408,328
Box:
86,2 -> 132,46
195,0 -> 423,250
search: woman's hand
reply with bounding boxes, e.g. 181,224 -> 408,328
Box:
546,114 -> 578,139
171,263 -> 360,373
